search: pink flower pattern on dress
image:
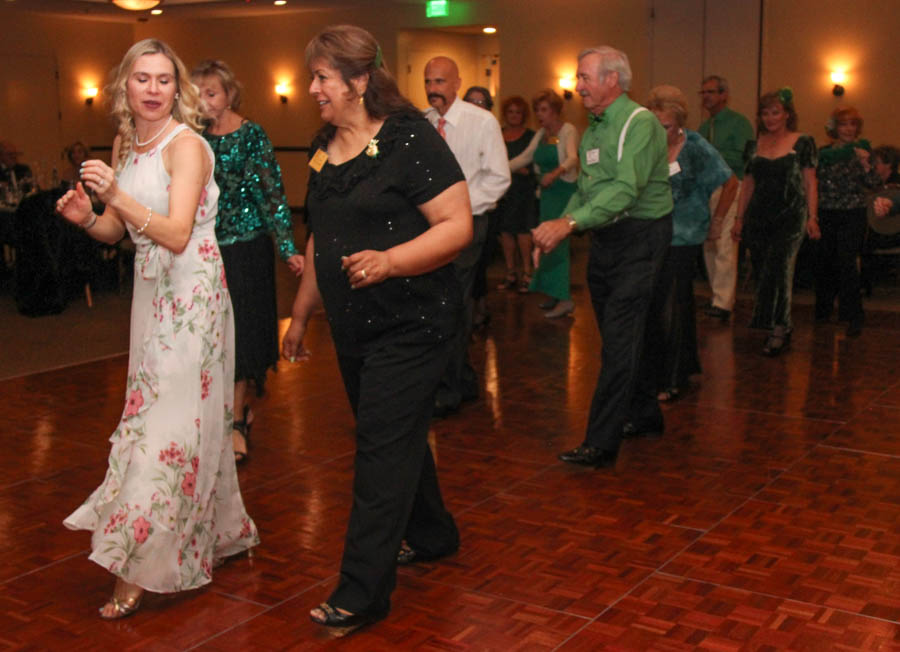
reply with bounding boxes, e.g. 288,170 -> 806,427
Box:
182,472 -> 196,497
124,389 -> 144,418
198,240 -> 218,261
132,516 -> 151,544
201,370 -> 211,400
159,441 -> 187,467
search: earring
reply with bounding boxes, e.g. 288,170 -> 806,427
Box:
175,92 -> 180,100
359,95 -> 364,105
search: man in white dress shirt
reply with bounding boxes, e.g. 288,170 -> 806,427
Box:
423,56 -> 510,417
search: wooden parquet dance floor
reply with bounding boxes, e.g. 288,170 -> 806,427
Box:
4,264 -> 900,650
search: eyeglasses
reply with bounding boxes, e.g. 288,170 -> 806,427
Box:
699,89 -> 720,95
468,98 -> 487,106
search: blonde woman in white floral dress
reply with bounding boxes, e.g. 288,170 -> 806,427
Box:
56,39 -> 259,620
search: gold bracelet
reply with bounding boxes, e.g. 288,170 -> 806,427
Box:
135,206 -> 152,234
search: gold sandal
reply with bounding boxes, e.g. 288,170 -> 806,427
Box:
99,593 -> 142,620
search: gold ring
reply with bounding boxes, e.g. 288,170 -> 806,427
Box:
360,269 -> 367,279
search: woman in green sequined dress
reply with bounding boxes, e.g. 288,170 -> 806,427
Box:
507,90 -> 578,318
193,60 -> 304,462
733,89 -> 820,356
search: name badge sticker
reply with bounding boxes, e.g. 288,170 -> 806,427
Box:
668,161 -> 681,177
585,148 -> 600,165
309,149 -> 329,172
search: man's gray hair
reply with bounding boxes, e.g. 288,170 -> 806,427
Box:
702,75 -> 729,94
578,46 -> 632,92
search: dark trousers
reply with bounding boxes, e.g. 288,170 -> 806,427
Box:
473,209 -> 501,300
584,216 -> 672,452
813,207 -> 866,322
435,213 -> 488,408
646,244 -> 702,392
331,338 -> 458,615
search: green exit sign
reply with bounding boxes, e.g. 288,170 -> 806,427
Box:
426,0 -> 448,17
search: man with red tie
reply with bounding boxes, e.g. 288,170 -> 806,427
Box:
423,56 -> 510,418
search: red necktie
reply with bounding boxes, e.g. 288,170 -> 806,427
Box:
437,117 -> 447,139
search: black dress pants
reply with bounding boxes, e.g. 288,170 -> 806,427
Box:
584,216 -> 672,452
645,244 -> 702,392
813,207 -> 866,322
331,338 -> 458,616
435,212 -> 488,408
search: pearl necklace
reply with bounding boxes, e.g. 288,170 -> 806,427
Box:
135,116 -> 172,147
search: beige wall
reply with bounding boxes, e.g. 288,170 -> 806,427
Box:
4,0 -> 899,203
762,0 -> 897,147
0,11 -> 132,179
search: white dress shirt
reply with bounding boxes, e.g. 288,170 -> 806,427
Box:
424,98 -> 511,216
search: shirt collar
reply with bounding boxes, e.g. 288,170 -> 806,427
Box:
588,93 -> 631,126
440,97 -> 461,127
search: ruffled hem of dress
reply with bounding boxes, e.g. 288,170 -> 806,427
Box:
307,115 -> 408,200
65,509 -> 260,594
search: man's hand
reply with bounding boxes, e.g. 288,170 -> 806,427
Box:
532,216 -> 574,253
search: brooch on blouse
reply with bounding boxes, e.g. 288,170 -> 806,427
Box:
366,138 -> 379,158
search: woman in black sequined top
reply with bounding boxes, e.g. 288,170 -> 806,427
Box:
814,106 -> 881,336
282,25 -> 471,632
193,60 -> 304,463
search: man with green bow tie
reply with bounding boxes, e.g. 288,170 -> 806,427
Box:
533,45 -> 673,469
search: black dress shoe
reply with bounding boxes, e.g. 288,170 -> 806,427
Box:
704,305 -> 731,321
432,400 -> 459,419
539,298 -> 558,310
622,421 -> 664,439
557,445 -> 618,468
396,543 -> 458,566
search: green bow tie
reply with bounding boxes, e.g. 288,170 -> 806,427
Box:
589,112 -> 604,125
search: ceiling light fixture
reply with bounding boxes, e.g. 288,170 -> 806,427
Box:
111,0 -> 162,11
151,8 -> 162,14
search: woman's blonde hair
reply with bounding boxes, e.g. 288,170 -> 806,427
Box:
105,39 -> 204,169
646,85 -> 688,127
191,59 -> 243,112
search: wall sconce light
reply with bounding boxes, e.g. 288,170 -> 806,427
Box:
83,87 -> 99,106
559,76 -> 575,100
275,82 -> 290,104
831,70 -> 846,97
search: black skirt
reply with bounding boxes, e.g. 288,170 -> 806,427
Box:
220,233 -> 279,392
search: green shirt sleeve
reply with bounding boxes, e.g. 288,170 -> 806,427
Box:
245,124 -> 298,261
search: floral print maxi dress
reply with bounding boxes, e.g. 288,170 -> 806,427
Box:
64,125 -> 259,593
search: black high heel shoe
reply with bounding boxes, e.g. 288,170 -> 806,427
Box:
310,602 -> 387,635
762,327 -> 790,356
233,405 -> 253,464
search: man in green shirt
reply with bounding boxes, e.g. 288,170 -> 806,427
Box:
533,45 -> 673,469
697,75 -> 754,321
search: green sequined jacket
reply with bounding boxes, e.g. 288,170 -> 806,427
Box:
204,121 -> 298,260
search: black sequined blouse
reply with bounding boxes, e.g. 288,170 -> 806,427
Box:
204,121 -> 298,260
307,112 -> 465,355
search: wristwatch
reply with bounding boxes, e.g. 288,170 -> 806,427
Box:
566,217 -> 578,232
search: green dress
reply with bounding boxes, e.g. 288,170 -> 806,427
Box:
529,139 -> 577,300
742,134 -> 817,330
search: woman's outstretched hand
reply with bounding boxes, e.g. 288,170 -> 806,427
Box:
56,182 -> 93,226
